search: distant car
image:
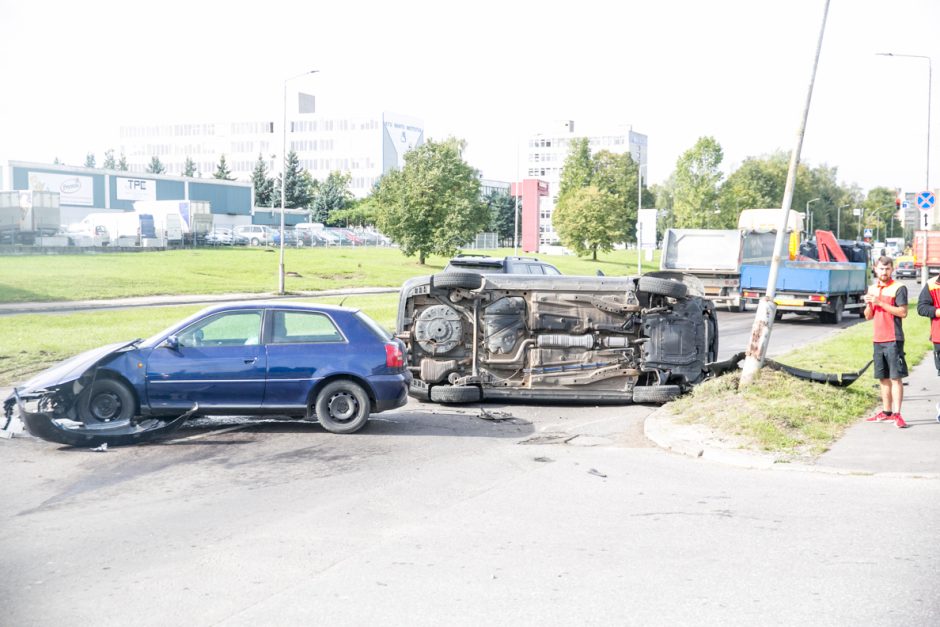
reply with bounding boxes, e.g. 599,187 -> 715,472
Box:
205,227 -> 234,246
271,229 -> 300,247
397,271 -> 723,405
233,225 -> 274,246
444,254 -> 561,275
894,257 -> 917,279
5,303 -> 411,447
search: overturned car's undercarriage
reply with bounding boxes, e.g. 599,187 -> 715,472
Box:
397,271 -> 728,404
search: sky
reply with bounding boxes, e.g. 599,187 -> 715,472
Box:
1,0 -> 938,197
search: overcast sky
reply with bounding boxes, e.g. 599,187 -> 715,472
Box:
1,0 -> 937,197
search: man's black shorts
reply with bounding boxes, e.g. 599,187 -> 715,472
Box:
873,341 -> 908,379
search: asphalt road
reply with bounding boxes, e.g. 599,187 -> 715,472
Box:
2,298 -> 936,625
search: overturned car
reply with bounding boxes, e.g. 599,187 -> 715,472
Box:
396,271 -> 725,404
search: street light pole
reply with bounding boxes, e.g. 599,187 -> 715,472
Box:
877,52 -> 932,283
636,161 -> 647,276
806,197 -> 820,235
837,203 -> 849,239
280,69 -> 318,295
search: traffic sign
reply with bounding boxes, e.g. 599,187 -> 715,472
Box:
863,228 -> 872,238
916,190 -> 935,210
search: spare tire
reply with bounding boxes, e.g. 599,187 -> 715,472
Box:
432,272 -> 483,290
632,384 -> 682,404
429,384 -> 481,404
638,276 -> 688,299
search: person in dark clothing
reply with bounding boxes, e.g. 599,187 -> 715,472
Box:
916,274 -> 940,422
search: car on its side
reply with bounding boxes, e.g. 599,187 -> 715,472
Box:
5,303 -> 411,447
444,254 -> 561,275
894,256 -> 916,279
396,271 -> 723,405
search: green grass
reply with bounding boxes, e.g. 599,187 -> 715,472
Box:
669,313 -> 934,457
0,246 -> 661,303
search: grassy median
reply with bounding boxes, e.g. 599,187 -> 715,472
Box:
0,246 -> 659,303
669,314 -> 934,458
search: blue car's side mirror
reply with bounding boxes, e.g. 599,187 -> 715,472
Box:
161,335 -> 180,351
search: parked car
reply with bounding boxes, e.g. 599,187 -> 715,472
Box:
444,254 -> 561,275
894,256 -> 916,279
271,228 -> 299,247
233,225 -> 274,246
396,271 -> 724,404
5,303 -> 411,447
205,227 -> 234,246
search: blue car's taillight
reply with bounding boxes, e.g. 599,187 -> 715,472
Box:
385,343 -> 404,368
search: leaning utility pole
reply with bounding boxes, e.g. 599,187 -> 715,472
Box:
740,0 -> 831,387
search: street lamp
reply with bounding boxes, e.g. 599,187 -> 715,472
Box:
876,52 -> 932,283
806,197 -> 820,235
837,203 -> 849,239
279,69 -> 319,295
636,161 -> 647,275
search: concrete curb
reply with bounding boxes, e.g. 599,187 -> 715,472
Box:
643,408 -> 940,480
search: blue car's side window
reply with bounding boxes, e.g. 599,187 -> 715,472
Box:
271,311 -> 344,344
178,311 -> 263,347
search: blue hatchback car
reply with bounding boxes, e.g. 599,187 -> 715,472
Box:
5,303 -> 410,446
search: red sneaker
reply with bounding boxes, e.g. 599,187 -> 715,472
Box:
892,414 -> 908,429
865,411 -> 889,422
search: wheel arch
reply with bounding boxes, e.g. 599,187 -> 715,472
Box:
79,368 -> 142,416
306,374 -> 377,413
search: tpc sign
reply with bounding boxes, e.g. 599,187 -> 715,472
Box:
117,177 -> 157,202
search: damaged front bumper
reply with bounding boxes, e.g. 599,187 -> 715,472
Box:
4,389 -> 197,447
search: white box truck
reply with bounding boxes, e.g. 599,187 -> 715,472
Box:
0,190 -> 61,244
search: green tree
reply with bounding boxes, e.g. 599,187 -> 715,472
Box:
250,154 -> 275,207
183,156 -> 198,177
313,171 -> 354,224
673,137 -> 724,228
117,153 -> 129,171
213,154 -> 235,180
330,198 -> 378,228
485,190 -> 518,243
558,137 -> 594,196
84,153 -> 96,168
651,174 -> 676,234
102,149 -> 116,170
372,137 -> 487,264
146,156 -> 166,174
863,187 -> 900,240
273,151 -> 313,209
553,185 -> 623,260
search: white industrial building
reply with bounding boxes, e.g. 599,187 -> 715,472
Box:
117,96 -> 424,199
524,120 -> 647,246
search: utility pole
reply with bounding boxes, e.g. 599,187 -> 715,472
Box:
741,0 -> 830,387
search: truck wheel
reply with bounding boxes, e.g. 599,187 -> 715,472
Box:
820,297 -> 844,324
632,385 -> 682,404
638,276 -> 688,299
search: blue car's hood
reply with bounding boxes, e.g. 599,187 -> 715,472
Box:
17,341 -> 139,392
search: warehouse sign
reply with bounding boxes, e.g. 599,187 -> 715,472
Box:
116,177 -> 157,201
27,171 -> 93,206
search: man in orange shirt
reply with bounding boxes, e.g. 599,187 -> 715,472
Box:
863,256 -> 909,428
916,273 -> 940,422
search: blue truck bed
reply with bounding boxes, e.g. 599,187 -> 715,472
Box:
740,261 -> 868,293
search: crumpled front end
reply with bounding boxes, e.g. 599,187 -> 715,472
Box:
4,387 -> 196,447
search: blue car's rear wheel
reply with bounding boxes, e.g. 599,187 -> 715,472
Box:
77,379 -> 135,425
315,381 -> 370,434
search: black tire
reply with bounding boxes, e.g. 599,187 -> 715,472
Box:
820,297 -> 843,324
315,380 -> 371,434
429,384 -> 481,404
77,378 -> 136,425
432,272 -> 483,290
632,385 -> 682,404
638,276 -> 688,299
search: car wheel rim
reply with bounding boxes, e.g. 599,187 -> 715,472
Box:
91,392 -> 121,421
327,392 -> 358,422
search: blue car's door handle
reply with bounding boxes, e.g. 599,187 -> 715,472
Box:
244,357 -> 257,364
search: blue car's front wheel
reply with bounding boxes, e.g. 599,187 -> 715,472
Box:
315,381 -> 370,434
77,379 -> 136,425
